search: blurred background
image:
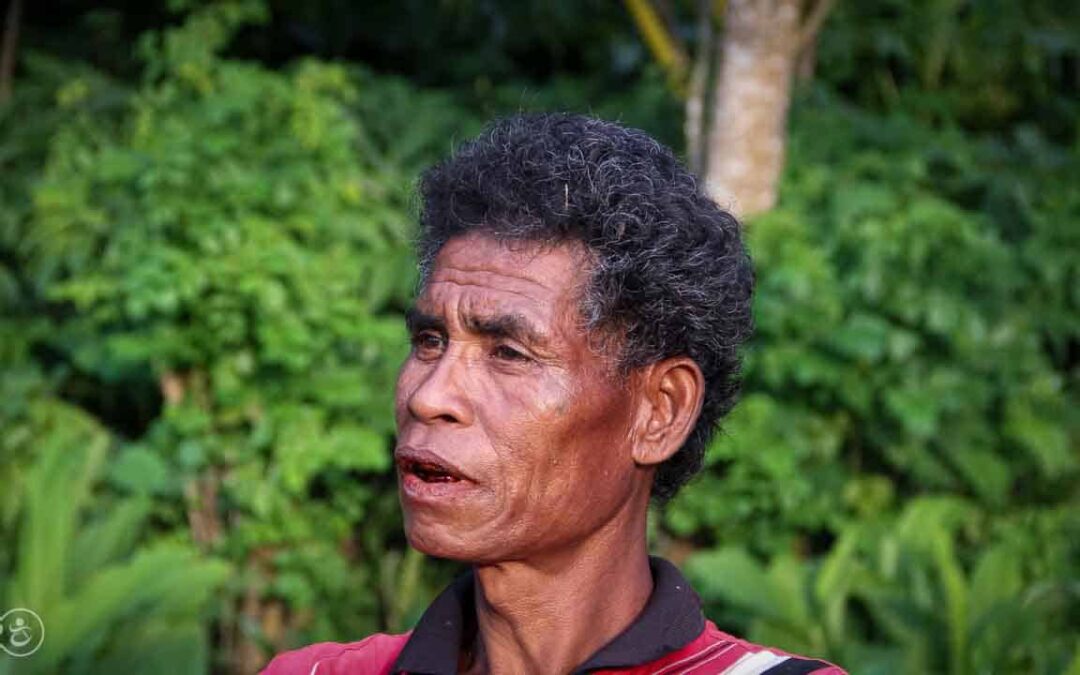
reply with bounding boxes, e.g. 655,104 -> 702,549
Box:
1,0 -> 1077,673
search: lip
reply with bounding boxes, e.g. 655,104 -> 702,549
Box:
394,445 -> 474,483
395,445 -> 481,505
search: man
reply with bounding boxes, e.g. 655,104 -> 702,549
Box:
262,114 -> 844,674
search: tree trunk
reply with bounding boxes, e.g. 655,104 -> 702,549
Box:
684,0 -> 716,177
795,30 -> 819,86
705,0 -> 803,216
625,0 -> 835,215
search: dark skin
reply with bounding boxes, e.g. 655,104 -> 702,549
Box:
395,232 -> 705,675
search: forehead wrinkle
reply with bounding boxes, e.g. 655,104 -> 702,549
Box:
453,293 -> 557,349
432,257 -> 562,291
421,238 -> 595,357
426,278 -> 545,304
419,281 -> 553,339
418,290 -> 592,367
432,236 -> 588,293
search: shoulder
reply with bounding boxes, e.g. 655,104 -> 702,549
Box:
639,622 -> 846,675
258,632 -> 410,675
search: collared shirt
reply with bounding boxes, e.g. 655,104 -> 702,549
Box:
261,557 -> 846,675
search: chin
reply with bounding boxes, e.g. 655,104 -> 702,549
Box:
402,514 -> 508,563
404,515 -> 476,562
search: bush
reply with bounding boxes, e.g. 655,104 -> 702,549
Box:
668,100 -> 1079,673
8,2 -> 436,668
1,398 -> 230,674
1,3 -> 1075,673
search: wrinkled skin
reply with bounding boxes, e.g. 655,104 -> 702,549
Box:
394,232 -> 705,673
395,232 -> 651,563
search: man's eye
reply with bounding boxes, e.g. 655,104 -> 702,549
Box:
411,332 -> 445,356
493,345 -> 530,362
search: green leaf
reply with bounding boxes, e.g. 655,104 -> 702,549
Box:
107,446 -> 172,495
686,548 -> 784,623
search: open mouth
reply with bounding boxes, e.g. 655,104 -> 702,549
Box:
400,458 -> 463,484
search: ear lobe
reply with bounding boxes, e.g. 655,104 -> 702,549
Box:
630,357 -> 705,467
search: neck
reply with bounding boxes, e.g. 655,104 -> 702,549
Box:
464,502 -> 653,675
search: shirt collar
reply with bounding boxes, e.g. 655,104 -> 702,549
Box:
392,556 -> 705,674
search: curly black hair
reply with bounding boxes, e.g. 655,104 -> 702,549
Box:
416,113 -> 754,502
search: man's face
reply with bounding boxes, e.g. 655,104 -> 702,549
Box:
394,233 -> 649,562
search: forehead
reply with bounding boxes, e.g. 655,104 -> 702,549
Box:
421,234 -> 589,319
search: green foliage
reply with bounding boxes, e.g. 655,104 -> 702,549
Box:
0,400 -> 229,675
667,99 -> 1079,673
687,498 -> 1079,674
817,0 -> 1080,140
6,2 -> 433,664
668,99 -> 1078,549
2,1 -> 1076,672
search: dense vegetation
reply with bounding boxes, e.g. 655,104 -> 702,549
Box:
1,1 -> 1076,673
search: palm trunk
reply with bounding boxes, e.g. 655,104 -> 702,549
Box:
684,0 -> 716,177
705,0 -> 803,216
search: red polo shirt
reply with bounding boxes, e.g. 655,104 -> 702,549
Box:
261,558 -> 845,675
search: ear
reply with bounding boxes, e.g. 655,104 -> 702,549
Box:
630,356 -> 705,467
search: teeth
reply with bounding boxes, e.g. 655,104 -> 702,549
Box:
410,461 -> 458,483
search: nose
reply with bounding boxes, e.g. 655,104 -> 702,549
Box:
404,349 -> 474,426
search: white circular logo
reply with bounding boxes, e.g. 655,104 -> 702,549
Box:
0,608 -> 45,657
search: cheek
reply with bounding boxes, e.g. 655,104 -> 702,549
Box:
393,360 -> 417,424
554,380 -> 638,502
494,371 -> 633,502
474,372 -> 568,499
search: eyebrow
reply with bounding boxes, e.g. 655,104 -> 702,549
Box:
405,306 -> 550,349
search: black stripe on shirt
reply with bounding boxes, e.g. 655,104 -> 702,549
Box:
761,657 -> 832,675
